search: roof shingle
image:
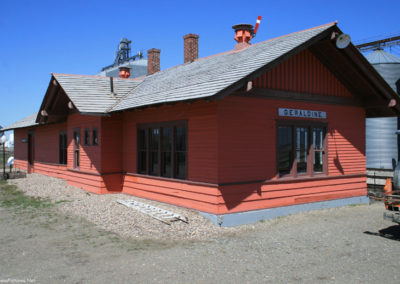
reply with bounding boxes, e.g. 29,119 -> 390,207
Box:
111,23 -> 335,112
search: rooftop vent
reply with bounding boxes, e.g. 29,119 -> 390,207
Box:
119,66 -> 131,78
232,16 -> 261,50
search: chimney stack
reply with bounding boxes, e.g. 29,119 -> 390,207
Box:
147,48 -> 161,75
232,24 -> 254,50
119,66 -> 131,78
184,34 -> 199,63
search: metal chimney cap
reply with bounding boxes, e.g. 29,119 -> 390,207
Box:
232,24 -> 254,31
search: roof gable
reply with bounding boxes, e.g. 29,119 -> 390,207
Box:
53,74 -> 142,113
35,74 -> 143,123
253,48 -> 353,98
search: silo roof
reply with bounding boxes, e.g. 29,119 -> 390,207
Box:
365,49 -> 400,64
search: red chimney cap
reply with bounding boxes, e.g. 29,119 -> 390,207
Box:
119,66 -> 131,78
232,23 -> 254,49
232,23 -> 254,32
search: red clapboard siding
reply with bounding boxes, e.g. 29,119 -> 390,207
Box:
216,175 -> 366,214
67,113 -> 101,173
122,100 -> 219,184
101,114 -> 123,174
253,48 -> 353,97
122,175 -> 219,213
34,123 -> 66,164
31,162 -> 67,179
14,129 -> 28,161
14,159 -> 28,171
218,95 -> 365,184
215,94 -> 366,214
10,46 -> 367,215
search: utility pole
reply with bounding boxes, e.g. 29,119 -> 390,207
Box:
0,135 -> 6,181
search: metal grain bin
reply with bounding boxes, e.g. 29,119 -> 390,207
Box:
365,49 -> 400,170
366,117 -> 398,169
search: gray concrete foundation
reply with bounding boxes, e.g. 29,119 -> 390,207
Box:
200,196 -> 370,227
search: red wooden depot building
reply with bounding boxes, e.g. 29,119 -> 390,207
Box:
4,22 -> 400,226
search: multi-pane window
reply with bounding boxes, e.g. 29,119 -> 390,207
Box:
92,128 -> 98,146
84,128 -> 90,145
313,127 -> 325,173
59,131 -> 67,165
73,129 -> 80,168
137,122 -> 187,179
277,122 -> 326,177
161,127 -> 172,177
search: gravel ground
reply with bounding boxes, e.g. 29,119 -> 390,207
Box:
2,174 -> 400,283
8,174 -> 244,240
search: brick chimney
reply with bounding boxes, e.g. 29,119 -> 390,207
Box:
184,34 -> 199,63
147,48 -> 161,75
232,24 -> 254,50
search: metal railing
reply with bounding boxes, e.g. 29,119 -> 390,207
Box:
0,148 -> 14,171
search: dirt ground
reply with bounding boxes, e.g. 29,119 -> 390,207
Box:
0,182 -> 400,284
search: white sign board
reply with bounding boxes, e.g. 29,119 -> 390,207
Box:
278,108 -> 326,119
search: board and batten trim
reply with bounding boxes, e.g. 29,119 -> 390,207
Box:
233,89 -> 361,106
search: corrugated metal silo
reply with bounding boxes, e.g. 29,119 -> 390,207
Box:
365,49 -> 400,171
366,117 -> 398,169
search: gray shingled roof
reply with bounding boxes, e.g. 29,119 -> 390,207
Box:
5,22 -> 338,131
53,74 -> 143,113
111,23 -> 335,112
2,113 -> 38,131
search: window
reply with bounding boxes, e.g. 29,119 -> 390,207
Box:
84,128 -> 90,145
73,128 -> 80,168
137,121 -> 187,179
92,127 -> 98,146
277,121 -> 326,177
59,131 -> 67,165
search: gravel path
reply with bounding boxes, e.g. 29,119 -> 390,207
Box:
9,174 -> 246,240
1,175 -> 400,283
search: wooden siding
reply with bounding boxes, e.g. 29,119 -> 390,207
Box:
123,175 -> 219,213
122,101 -> 218,183
101,114 -> 123,173
30,161 -> 67,179
34,123 -> 66,164
14,159 -> 28,171
253,49 -> 353,98
14,128 -> 28,161
219,96 -> 365,182
10,46 -> 368,215
216,95 -> 366,213
67,113 -> 101,173
217,175 -> 366,214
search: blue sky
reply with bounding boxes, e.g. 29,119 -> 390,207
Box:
1,0 -> 400,128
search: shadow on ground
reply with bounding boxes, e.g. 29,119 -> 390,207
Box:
364,225 -> 400,241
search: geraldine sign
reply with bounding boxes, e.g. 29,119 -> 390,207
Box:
278,108 -> 327,119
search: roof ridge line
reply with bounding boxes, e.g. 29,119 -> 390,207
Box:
52,73 -> 145,82
252,21 -> 338,47
105,80 -> 145,112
